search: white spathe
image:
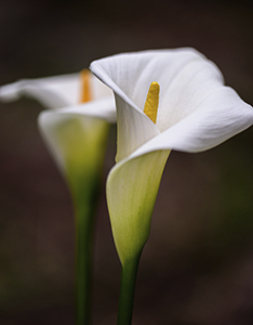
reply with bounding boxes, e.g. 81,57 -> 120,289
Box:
90,48 -> 253,264
38,96 -> 115,173
0,72 -> 113,109
90,48 -> 253,160
0,72 -> 116,173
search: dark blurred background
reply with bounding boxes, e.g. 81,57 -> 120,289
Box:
1,0 -> 253,324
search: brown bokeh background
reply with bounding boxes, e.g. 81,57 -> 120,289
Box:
1,0 -> 253,324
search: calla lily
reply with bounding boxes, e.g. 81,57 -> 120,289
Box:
90,47 -> 253,262
90,48 -> 253,324
37,73 -> 115,325
0,70 -> 116,325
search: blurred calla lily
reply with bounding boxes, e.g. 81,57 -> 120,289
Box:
90,48 -> 253,324
0,70 -> 116,325
36,72 -> 116,175
37,72 -> 116,325
0,70 -> 116,181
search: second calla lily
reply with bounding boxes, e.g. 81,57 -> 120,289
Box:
0,70 -> 116,174
37,72 -> 116,325
0,70 -> 116,325
90,48 -> 253,324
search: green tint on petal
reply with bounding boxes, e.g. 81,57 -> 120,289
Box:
54,116 -> 110,207
106,150 -> 171,265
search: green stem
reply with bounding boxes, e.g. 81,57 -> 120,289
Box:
75,201 -> 96,325
70,170 -> 102,325
117,254 -> 141,325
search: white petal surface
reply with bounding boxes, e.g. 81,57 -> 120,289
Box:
47,96 -> 116,123
157,59 -> 224,132
0,73 -> 113,109
130,87 -> 253,158
114,94 -> 159,162
0,74 -> 80,108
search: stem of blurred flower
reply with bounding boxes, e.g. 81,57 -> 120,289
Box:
71,169 -> 101,325
74,192 -> 96,325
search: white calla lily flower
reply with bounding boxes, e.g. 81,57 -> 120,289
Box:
90,48 -> 253,265
0,71 -> 116,173
0,70 -> 116,325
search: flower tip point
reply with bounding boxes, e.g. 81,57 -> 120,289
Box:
150,81 -> 160,90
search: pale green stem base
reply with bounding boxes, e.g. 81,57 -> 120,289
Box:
117,254 -> 141,325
